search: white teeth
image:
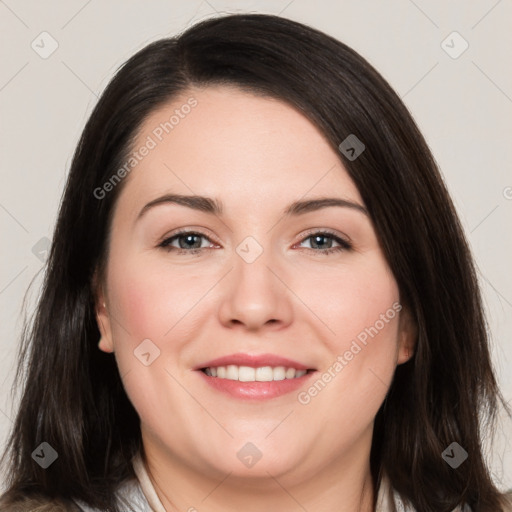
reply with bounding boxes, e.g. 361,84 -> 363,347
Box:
285,367 -> 296,379
203,365 -> 309,381
226,365 -> 238,380
238,366 -> 255,382
255,366 -> 273,381
273,366 -> 286,380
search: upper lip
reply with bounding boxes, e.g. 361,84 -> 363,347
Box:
194,353 -> 315,371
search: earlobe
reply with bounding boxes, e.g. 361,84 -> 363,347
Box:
97,303 -> 115,353
93,272 -> 115,353
98,335 -> 114,353
398,346 -> 413,364
397,306 -> 417,365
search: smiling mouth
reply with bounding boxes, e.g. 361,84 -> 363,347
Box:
200,365 -> 315,382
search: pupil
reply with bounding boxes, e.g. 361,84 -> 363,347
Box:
314,235 -> 330,249
181,234 -> 200,249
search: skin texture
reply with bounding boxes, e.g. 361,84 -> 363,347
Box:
95,85 -> 416,512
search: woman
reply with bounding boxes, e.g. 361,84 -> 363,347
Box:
1,13 -> 510,512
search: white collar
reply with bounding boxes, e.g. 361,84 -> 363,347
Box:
132,452 -> 167,512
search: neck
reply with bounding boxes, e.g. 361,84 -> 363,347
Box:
143,436 -> 375,512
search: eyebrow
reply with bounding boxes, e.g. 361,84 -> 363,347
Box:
136,194 -> 368,221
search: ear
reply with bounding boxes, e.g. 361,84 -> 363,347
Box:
396,305 -> 417,365
92,269 -> 114,353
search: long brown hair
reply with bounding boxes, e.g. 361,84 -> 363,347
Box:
1,13 -> 510,512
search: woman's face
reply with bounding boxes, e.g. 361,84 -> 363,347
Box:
96,85 -> 415,484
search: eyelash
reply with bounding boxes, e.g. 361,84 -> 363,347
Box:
158,228 -> 352,256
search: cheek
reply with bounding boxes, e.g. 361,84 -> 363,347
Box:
105,251 -> 218,382
298,319 -> 399,441
332,260 -> 401,377
296,252 -> 400,345
107,252 -> 197,341
105,256 -> 197,427
295,256 -> 400,415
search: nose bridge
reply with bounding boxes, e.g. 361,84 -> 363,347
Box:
235,234 -> 267,267
233,233 -> 277,297
217,232 -> 292,330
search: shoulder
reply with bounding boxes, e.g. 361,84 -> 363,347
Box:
0,479 -> 149,512
0,495 -> 82,512
501,491 -> 512,512
73,478 -> 151,512
376,474 -> 474,511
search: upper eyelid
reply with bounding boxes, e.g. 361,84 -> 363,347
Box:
160,228 -> 351,248
161,228 -> 220,246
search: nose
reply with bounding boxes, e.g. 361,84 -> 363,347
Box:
217,241 -> 294,332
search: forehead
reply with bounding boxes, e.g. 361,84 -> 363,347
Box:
118,85 -> 363,216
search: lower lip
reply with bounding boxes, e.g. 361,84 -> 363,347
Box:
196,370 -> 316,400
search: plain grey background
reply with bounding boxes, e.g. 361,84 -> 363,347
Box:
1,0 -> 511,491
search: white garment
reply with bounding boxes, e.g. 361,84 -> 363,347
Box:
74,452 -> 470,512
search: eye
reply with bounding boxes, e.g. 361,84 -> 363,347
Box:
158,229 -> 352,256
158,230 -> 216,255
296,230 -> 352,255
